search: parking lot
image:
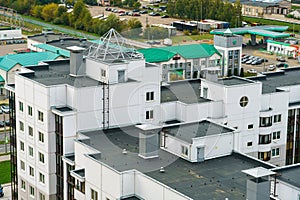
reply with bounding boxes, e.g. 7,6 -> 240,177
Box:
241,44 -> 300,74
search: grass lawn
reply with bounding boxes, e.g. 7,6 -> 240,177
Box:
171,34 -> 214,44
0,160 -> 11,184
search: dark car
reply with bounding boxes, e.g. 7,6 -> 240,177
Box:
276,62 -> 288,68
132,12 -> 141,16
140,10 -> 148,14
0,121 -> 4,127
149,12 -> 160,16
0,184 -> 3,197
105,7 -> 111,11
5,120 -> 10,126
161,15 -> 169,18
132,9 -> 140,12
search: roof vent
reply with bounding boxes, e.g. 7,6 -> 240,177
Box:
60,39 -> 64,45
160,167 -> 165,173
122,149 -> 127,155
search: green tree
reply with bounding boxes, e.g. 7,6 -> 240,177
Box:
127,18 -> 142,38
41,3 -> 58,22
31,5 -> 44,19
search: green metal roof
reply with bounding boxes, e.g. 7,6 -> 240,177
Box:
138,48 -> 176,63
210,25 -> 290,38
34,44 -> 70,57
266,39 -> 291,46
0,52 -> 61,72
138,44 -> 220,63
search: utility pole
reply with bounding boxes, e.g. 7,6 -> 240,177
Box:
200,1 -> 202,35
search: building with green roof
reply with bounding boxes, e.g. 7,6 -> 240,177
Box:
0,52 -> 62,94
138,44 -> 222,82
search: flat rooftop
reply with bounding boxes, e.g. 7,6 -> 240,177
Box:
161,79 -> 210,104
273,165 -> 300,189
164,120 -> 233,143
218,76 -> 255,86
21,60 -> 100,87
249,67 -> 300,94
79,126 -> 273,200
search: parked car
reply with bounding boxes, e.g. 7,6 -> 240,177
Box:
268,65 -> 276,71
140,10 -> 148,14
247,69 -> 257,73
0,121 -> 5,127
276,56 -> 286,62
0,184 -> 3,197
161,15 -> 169,18
119,13 -> 126,16
105,7 -> 112,11
246,59 -> 253,64
149,12 -> 160,16
1,105 -> 9,114
132,12 -> 141,16
251,60 -> 262,65
276,62 -> 288,68
5,120 -> 10,126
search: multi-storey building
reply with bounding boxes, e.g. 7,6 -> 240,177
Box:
5,29 -> 300,199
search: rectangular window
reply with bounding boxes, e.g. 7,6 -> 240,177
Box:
247,141 -> 253,147
259,116 -> 272,127
181,145 -> 188,156
39,172 -> 45,184
29,166 -> 34,177
258,151 -> 271,161
146,110 -> 153,120
21,160 -> 25,171
38,111 -> 44,122
20,141 -> 24,151
28,126 -> 33,137
39,132 -> 44,143
272,131 -> 280,140
28,106 -> 33,116
259,134 -> 271,144
29,146 -> 33,157
19,101 -> 24,112
146,91 -> 154,101
91,188 -> 98,200
30,185 -> 35,197
21,180 -> 26,190
39,152 -> 45,164
101,69 -> 106,77
248,124 -> 253,129
272,148 -> 280,157
19,121 -> 24,131
39,193 -> 45,200
273,114 -> 281,123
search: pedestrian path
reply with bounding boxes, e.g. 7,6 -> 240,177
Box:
0,154 -> 10,162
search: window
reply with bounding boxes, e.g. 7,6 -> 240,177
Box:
28,106 -> 33,116
181,145 -> 188,156
38,111 -> 44,122
162,64 -> 167,69
39,193 -> 45,200
201,60 -> 205,66
21,160 -> 25,171
272,148 -> 280,157
146,110 -> 153,120
39,152 -> 45,163
28,126 -> 33,137
272,131 -> 280,140
21,180 -> 26,190
247,142 -> 253,147
258,151 -> 271,161
91,188 -> 98,200
29,166 -> 34,177
19,121 -> 24,131
146,91 -> 154,101
76,180 -> 85,194
39,172 -> 45,184
260,116 -> 272,127
248,124 -> 253,129
30,185 -> 35,197
101,69 -> 106,77
259,134 -> 271,144
29,146 -> 33,157
239,96 -> 249,107
38,132 -> 44,143
20,141 -> 24,151
273,114 -> 281,123
19,101 -> 24,112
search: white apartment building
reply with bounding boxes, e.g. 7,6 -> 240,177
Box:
5,29 -> 300,200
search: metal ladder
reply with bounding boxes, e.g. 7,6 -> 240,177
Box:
102,82 -> 109,129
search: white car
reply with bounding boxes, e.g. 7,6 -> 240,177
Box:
247,69 -> 257,74
268,65 -> 275,71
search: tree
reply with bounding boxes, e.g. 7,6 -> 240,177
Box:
41,3 -> 58,22
127,18 -> 142,38
31,5 -> 44,19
